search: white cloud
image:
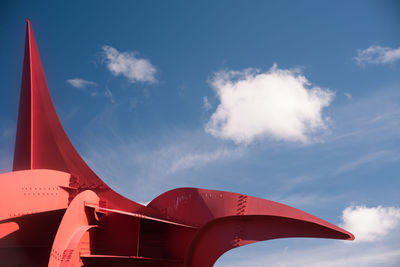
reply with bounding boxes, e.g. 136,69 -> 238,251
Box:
354,45 -> 400,65
341,205 -> 400,242
203,96 -> 212,111
102,45 -> 156,83
66,78 -> 97,88
205,64 -> 334,144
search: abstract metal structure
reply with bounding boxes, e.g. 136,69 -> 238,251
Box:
0,20 -> 354,266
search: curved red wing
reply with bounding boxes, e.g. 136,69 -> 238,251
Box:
149,187 -> 353,266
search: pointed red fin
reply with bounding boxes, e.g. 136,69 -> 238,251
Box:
11,20 -> 154,215
13,20 -> 32,171
13,20 -> 98,185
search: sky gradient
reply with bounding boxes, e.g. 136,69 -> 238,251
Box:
1,1 -> 400,266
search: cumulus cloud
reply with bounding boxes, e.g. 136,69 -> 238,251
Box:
205,64 -> 334,144
66,78 -> 97,88
354,45 -> 400,66
341,205 -> 400,242
102,45 -> 156,83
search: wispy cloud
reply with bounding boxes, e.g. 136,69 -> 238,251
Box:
101,45 -> 157,83
1,126 -> 14,139
206,64 -> 334,145
341,205 -> 400,242
104,86 -> 115,103
217,222 -> 400,267
203,96 -> 212,111
335,150 -> 397,175
344,93 -> 352,100
271,193 -> 345,209
0,124 -> 15,173
88,141 -> 244,202
78,108 -> 244,202
217,242 -> 400,267
354,45 -> 400,66
66,78 -> 97,88
168,147 -> 243,173
328,87 -> 400,145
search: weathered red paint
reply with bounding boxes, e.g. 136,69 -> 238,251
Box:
0,20 -> 354,266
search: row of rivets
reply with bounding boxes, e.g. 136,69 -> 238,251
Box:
21,187 -> 59,190
23,192 -> 58,196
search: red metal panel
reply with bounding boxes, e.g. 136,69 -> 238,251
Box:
0,210 -> 66,266
0,170 -> 70,221
0,222 -> 19,239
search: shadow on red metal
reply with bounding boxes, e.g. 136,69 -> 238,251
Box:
0,20 -> 354,266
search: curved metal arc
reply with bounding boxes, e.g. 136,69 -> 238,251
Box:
48,190 -> 100,267
59,225 -> 98,267
184,214 -> 352,267
149,187 -> 353,267
149,187 -> 353,238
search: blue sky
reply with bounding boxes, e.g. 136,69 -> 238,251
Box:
1,1 -> 400,266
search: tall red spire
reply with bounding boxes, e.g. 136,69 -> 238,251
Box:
12,20 -> 149,214
13,20 -> 99,185
13,20 -> 33,171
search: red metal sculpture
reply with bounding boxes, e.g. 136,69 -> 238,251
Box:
0,20 -> 354,266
